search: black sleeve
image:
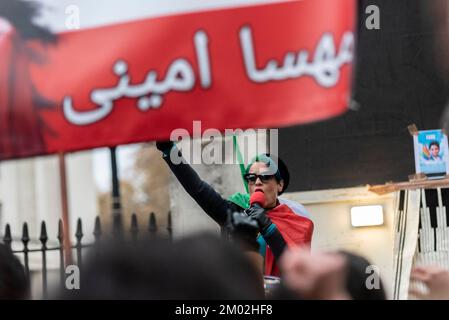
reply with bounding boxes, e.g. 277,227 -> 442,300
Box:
162,147 -> 238,226
262,225 -> 287,260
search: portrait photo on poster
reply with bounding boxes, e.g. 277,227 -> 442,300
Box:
413,129 -> 449,179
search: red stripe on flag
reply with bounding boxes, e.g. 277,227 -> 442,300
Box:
1,0 -> 356,160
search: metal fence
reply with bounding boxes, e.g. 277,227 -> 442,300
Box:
1,212 -> 172,299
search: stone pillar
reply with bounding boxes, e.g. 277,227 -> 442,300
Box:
169,130 -> 268,238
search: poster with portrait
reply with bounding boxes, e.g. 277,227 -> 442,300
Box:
413,129 -> 449,178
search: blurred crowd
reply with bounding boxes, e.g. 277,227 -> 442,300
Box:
1,232 -> 447,300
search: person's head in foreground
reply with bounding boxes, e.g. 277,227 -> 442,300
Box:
59,234 -> 264,299
243,154 -> 290,209
339,251 -> 386,300
0,244 -> 29,300
279,247 -> 386,300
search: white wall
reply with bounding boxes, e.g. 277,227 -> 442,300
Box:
0,152 -> 99,262
66,151 -> 99,243
0,160 -> 37,242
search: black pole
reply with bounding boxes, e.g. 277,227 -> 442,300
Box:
110,146 -> 122,236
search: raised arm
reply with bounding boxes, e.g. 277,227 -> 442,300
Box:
156,141 -> 237,226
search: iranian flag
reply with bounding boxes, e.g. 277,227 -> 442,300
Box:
0,0 -> 356,160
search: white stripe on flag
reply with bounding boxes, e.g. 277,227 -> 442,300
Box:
34,0 -> 296,32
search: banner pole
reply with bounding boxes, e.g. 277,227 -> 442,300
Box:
58,152 -> 73,266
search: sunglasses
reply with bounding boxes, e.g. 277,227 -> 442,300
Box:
243,173 -> 276,184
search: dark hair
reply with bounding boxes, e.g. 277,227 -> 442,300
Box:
59,234 -> 264,299
245,154 -> 290,194
338,251 -> 386,300
429,141 -> 440,149
0,244 -> 30,299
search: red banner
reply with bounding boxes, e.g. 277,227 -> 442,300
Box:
0,0 -> 356,160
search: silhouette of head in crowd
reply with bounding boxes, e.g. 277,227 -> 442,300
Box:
0,244 -> 29,299
339,251 -> 386,300
276,247 -> 387,300
61,234 -> 264,299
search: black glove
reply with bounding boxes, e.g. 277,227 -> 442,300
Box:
226,209 -> 259,252
155,141 -> 174,156
245,206 -> 272,234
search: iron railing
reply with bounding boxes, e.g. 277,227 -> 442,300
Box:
1,212 -> 172,299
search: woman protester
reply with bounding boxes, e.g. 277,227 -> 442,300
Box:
156,141 -> 314,276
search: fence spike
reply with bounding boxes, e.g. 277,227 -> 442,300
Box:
39,221 -> 48,246
21,223 -> 30,280
148,212 -> 158,235
93,216 -> 102,241
131,213 -> 138,238
112,213 -> 123,237
39,221 -> 48,299
75,218 -> 83,272
75,218 -> 83,242
57,219 -> 65,287
22,223 -> 30,244
57,219 -> 64,243
3,224 -> 12,250
167,211 -> 172,238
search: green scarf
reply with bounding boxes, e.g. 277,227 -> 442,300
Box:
228,192 -> 250,209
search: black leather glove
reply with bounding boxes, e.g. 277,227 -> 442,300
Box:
226,209 -> 259,252
155,141 -> 174,156
245,206 -> 272,234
